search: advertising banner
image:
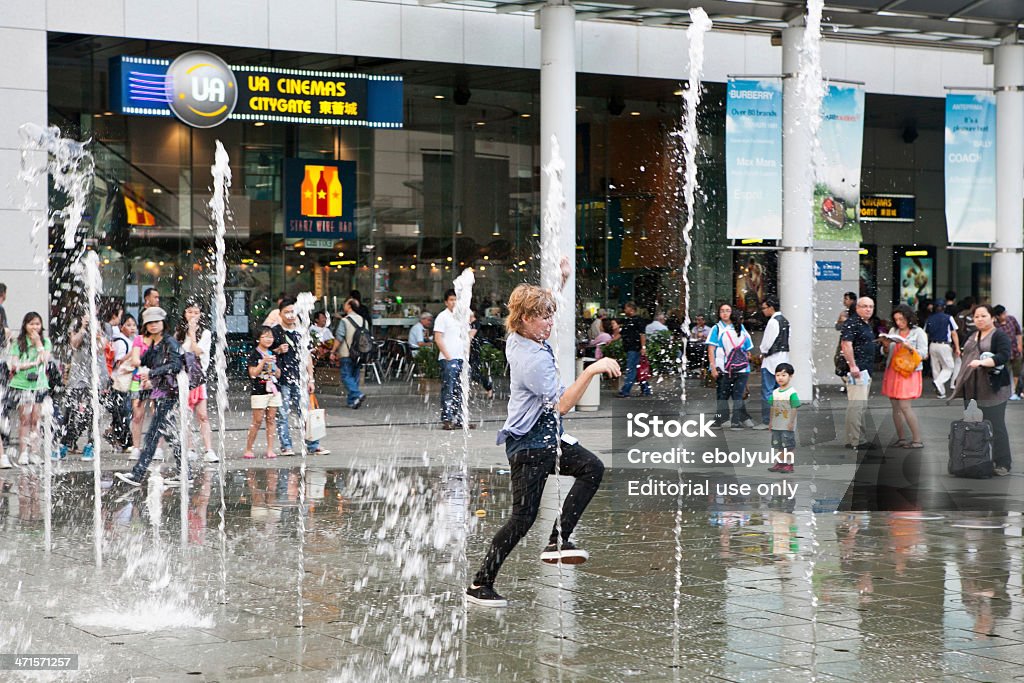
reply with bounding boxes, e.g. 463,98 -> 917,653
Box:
945,94 -> 996,243
725,79 -> 783,239
284,159 -> 357,240
814,84 -> 865,241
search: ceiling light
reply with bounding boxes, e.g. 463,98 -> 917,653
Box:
434,94 -> 445,100
254,121 -> 265,127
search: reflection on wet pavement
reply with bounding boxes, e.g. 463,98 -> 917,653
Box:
1,464 -> 1024,681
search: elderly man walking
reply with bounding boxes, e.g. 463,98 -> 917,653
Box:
840,297 -> 879,449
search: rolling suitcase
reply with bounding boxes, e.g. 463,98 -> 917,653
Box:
948,419 -> 994,479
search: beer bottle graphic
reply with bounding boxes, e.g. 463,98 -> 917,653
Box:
315,169 -> 329,216
328,167 -> 342,217
301,166 -> 316,216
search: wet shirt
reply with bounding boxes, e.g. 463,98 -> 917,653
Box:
248,348 -> 278,395
272,325 -> 304,385
68,332 -> 108,390
618,316 -> 646,352
498,333 -> 565,455
840,316 -> 878,372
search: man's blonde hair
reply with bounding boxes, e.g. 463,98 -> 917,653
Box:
505,284 -> 556,336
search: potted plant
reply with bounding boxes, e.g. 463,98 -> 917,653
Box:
414,345 -> 441,395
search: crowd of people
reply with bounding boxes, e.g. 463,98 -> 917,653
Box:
837,290 -> 1020,476
0,283 -> 362,485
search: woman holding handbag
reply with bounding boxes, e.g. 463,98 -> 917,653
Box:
952,304 -> 1013,475
880,304 -> 929,449
175,299 -> 218,464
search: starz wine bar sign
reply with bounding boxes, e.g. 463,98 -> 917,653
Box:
110,51 -> 403,128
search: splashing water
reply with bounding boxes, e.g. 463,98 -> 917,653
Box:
295,291 -> 317,629
796,2 -> 825,678
177,368 -> 191,547
82,252 -> 105,568
17,123 -> 95,251
540,134 -> 570,644
674,10 -> 712,671
678,8 -> 712,405
209,140 -> 232,604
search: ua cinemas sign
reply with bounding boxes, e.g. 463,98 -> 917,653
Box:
110,51 -> 403,129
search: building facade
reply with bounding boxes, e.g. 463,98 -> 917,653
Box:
0,0 -> 1006,384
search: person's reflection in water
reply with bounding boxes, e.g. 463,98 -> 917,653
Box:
956,528 -> 1011,639
189,469 -> 213,545
17,470 -> 41,522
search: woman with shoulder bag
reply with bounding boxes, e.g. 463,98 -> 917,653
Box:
175,299 -> 217,464
952,304 -> 1013,475
708,307 -> 755,429
880,304 -> 929,449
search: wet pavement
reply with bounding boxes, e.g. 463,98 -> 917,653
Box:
1,380 -> 1023,681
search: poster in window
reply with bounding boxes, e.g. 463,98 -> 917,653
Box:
896,253 -> 934,309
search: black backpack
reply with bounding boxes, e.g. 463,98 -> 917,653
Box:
346,316 -> 374,365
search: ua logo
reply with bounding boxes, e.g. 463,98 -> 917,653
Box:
192,77 -> 226,103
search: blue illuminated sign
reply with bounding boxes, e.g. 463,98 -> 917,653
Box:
110,55 -> 403,129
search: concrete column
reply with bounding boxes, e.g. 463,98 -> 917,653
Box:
0,26 -> 48,325
539,2 -> 577,387
780,25 -> 816,399
993,42 -> 1024,318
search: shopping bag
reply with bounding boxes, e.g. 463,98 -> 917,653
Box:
637,357 -> 652,382
305,394 -> 327,442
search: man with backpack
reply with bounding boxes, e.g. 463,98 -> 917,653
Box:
330,297 -> 367,410
755,298 -> 789,430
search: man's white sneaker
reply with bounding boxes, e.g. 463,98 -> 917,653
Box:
28,453 -> 42,465
17,452 -> 29,466
752,423 -> 770,431
0,453 -> 12,469
154,448 -> 165,461
204,450 -> 219,463
128,448 -> 140,460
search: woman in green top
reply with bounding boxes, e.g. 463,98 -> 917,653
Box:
9,312 -> 52,465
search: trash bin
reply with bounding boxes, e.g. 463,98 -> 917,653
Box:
576,357 -> 600,412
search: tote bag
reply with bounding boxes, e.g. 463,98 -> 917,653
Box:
305,394 -> 327,442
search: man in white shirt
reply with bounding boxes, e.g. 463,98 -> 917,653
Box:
408,312 -> 433,348
645,312 -> 669,335
755,298 -> 790,430
310,310 -> 335,345
433,289 -> 471,429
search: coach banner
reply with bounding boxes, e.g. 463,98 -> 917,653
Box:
814,84 -> 865,242
945,94 -> 996,244
726,79 -> 783,239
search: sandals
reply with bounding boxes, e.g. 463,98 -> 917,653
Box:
891,439 -> 909,448
905,442 -> 924,449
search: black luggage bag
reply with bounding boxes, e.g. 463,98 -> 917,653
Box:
948,420 -> 994,479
